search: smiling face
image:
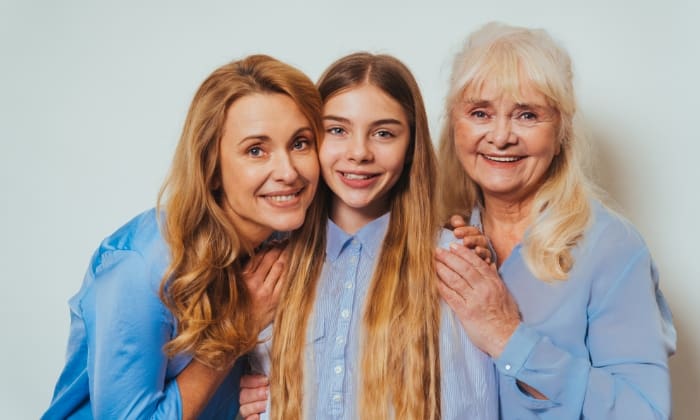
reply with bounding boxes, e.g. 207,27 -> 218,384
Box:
320,84 -> 410,232
452,80 -> 560,205
218,92 -> 319,246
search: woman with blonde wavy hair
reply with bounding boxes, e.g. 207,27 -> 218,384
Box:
43,54 -> 322,419
435,22 -> 676,418
238,52 -> 498,420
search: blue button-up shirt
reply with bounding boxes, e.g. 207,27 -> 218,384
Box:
304,213 -> 498,419
470,200 -> 676,419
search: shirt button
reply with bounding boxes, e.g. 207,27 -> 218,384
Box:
505,364 -> 512,371
336,336 -> 345,344
351,239 -> 359,246
334,365 -> 343,374
350,255 -> 358,263
333,393 -> 342,402
345,281 -> 353,289
341,309 -> 350,319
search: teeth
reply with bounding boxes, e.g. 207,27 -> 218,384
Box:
268,194 -> 297,202
484,155 -> 521,162
343,173 -> 372,180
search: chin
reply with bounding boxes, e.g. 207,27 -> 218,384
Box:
269,214 -> 306,232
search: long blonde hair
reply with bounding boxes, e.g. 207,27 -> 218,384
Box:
438,22 -> 595,280
271,53 -> 442,419
157,55 -> 322,368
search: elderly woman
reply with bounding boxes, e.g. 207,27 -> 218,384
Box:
435,23 -> 676,419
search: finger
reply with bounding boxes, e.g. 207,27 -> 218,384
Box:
239,386 -> 269,405
240,374 -> 269,388
272,269 -> 286,301
455,227 -> 488,247
449,214 -> 468,229
249,248 -> 283,282
473,246 -> 492,264
239,401 -> 267,418
452,244 -> 501,282
263,259 -> 285,289
435,250 -> 474,292
437,277 -> 466,309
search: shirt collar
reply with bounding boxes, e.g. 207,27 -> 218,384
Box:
469,205 -> 483,231
326,212 -> 391,261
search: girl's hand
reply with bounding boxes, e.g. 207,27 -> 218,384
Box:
239,374 -> 270,419
447,214 -> 492,263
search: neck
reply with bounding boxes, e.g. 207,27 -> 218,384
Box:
330,198 -> 388,235
481,194 -> 534,265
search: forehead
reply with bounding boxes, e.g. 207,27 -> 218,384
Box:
324,84 -> 406,120
462,78 -> 549,106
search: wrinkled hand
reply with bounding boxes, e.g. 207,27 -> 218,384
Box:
447,214 -> 492,263
239,374 -> 270,420
435,243 -> 520,358
242,245 -> 288,332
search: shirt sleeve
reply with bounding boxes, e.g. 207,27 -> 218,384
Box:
81,249 -> 183,419
494,245 -> 676,419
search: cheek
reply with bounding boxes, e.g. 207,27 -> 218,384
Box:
452,121 -> 480,152
297,153 -> 320,182
319,141 -> 341,173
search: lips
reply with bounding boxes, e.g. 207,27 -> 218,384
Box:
261,187 -> 305,206
342,172 -> 376,180
481,154 -> 524,163
338,171 -> 379,188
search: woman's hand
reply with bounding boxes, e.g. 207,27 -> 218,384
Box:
242,245 -> 288,332
435,243 -> 520,358
447,214 -> 492,263
239,374 -> 270,420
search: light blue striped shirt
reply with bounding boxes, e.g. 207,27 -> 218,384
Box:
303,213 -> 498,419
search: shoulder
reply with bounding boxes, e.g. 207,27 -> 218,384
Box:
582,199 -> 648,259
72,209 -> 171,316
437,227 -> 458,249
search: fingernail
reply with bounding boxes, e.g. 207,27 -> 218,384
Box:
449,242 -> 460,251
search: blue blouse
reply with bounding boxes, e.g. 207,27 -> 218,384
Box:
43,209 -> 244,419
304,213 -> 498,419
469,200 -> 676,419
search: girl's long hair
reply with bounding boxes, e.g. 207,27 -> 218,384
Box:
271,52 -> 442,419
438,22 -> 595,280
157,55 -> 322,368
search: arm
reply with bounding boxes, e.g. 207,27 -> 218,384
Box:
436,243 -> 675,418
85,249 -> 184,419
177,246 -> 286,419
86,246 -> 286,419
495,247 -> 674,419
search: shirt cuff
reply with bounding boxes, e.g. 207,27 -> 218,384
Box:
494,323 -> 540,377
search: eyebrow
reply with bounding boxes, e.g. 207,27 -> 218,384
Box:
323,115 -> 404,127
238,126 -> 313,145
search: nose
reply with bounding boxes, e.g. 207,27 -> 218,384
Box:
488,116 -> 517,148
346,134 -> 372,162
271,150 -> 300,184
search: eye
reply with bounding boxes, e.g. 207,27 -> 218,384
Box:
374,129 -> 394,139
518,111 -> 537,120
470,110 -> 489,119
327,126 -> 346,136
247,146 -> 265,158
292,137 -> 312,151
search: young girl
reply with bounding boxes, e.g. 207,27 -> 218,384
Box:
241,53 -> 498,420
43,55 -> 323,419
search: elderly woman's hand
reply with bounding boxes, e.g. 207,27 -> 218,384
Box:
435,242 -> 520,358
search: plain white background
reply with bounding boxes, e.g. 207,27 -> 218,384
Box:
1,0 -> 697,418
